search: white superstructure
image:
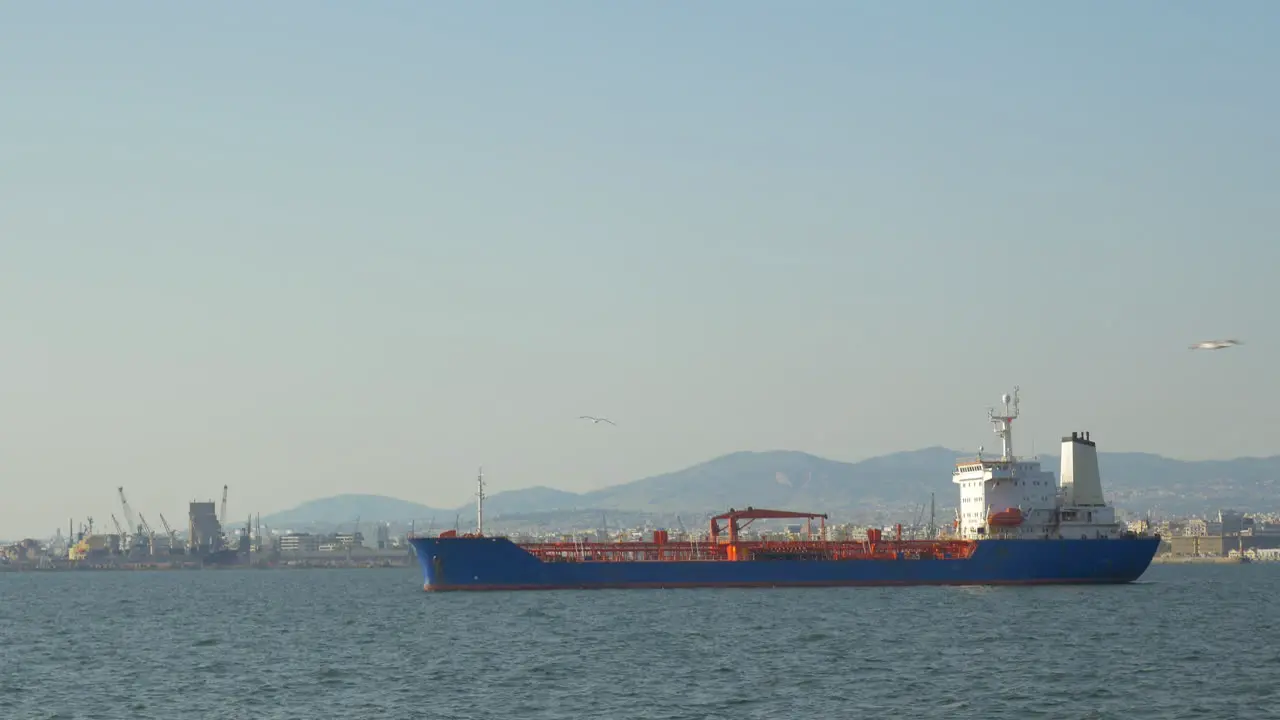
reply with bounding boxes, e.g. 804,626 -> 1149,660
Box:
952,388 -> 1125,541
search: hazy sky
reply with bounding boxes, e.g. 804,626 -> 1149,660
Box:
3,1 -> 1277,538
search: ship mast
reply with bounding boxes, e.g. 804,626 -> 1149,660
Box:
476,466 -> 486,536
928,492 -> 936,539
988,386 -> 1020,460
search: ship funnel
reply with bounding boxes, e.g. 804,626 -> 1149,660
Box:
1060,430 -> 1104,506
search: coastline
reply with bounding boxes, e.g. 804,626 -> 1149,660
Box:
1151,555 -> 1252,565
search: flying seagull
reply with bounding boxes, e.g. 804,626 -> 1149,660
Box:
1189,339 -> 1242,350
579,415 -> 617,426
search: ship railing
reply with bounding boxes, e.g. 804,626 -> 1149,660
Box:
516,538 -> 979,563
519,541 -> 731,563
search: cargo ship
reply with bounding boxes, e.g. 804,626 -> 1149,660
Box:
409,388 -> 1161,591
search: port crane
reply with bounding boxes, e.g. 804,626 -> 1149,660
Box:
118,487 -> 137,532
117,487 -> 148,554
135,513 -> 162,554
158,513 -> 179,550
138,513 -> 154,535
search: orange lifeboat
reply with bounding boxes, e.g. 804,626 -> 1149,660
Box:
987,508 -> 1024,527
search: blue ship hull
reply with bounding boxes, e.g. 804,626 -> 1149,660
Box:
408,536 -> 1161,591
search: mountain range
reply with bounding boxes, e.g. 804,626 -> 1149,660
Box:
260,447 -> 1280,529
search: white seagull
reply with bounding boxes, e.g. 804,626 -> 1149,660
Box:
579,415 -> 617,426
1189,339 -> 1242,350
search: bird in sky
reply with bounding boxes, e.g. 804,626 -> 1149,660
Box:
1189,339 -> 1242,350
579,416 -> 617,426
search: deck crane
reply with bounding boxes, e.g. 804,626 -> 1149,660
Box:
110,514 -> 125,537
709,507 -> 829,544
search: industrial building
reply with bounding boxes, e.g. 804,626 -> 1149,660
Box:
1159,509 -> 1280,557
187,501 -> 222,555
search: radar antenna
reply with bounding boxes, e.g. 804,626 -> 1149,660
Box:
988,386 -> 1021,460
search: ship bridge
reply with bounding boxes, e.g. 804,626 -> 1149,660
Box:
953,388 -> 1127,541
953,389 -> 1059,540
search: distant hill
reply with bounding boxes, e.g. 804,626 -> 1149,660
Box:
261,448 -> 1280,528
261,494 -> 450,530
480,486 -> 584,515
575,448 -> 961,515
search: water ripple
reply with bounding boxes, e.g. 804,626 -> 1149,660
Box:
1,565 -> 1276,718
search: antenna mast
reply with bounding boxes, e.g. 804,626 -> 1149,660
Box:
476,466 -> 486,536
988,386 -> 1021,460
